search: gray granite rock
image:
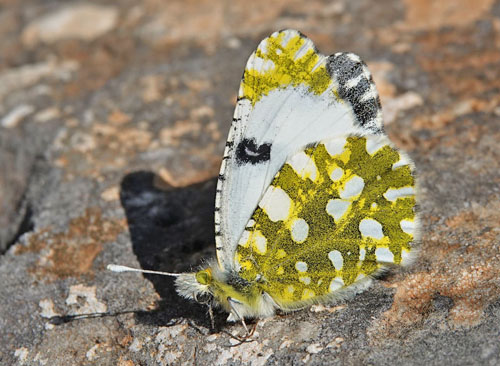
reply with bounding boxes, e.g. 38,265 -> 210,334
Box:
1,1 -> 500,365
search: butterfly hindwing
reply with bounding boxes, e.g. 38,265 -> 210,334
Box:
216,30 -> 384,270
234,134 -> 417,309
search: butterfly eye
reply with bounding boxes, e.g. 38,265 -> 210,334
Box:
236,138 -> 271,165
195,269 -> 212,285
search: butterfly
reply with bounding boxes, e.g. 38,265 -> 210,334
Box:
109,29 -> 418,328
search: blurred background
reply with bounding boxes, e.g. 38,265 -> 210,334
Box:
1,1 -> 500,365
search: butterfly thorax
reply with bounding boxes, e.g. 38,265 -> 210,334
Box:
175,265 -> 278,320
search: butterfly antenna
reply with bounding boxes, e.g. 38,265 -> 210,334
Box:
107,264 -> 181,277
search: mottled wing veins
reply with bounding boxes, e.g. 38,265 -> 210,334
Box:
239,29 -> 332,105
326,53 -> 383,134
235,135 -> 416,305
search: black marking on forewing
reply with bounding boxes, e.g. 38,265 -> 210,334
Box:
235,138 -> 272,165
327,53 -> 383,133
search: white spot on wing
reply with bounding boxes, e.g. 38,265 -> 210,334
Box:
347,53 -> 361,62
359,248 -> 366,261
326,199 -> 350,221
259,186 -> 291,221
375,247 -> 394,263
355,273 -> 366,281
295,261 -> 308,272
330,167 -> 343,181
329,278 -> 344,292
400,219 -> 415,235
346,74 -> 363,89
360,85 -> 377,102
384,187 -> 415,202
299,276 -> 311,285
310,58 -> 323,72
259,38 -> 268,54
252,56 -> 275,72
401,249 -> 413,265
359,218 -> 384,239
339,175 -> 364,199
238,230 -> 250,247
294,41 -> 312,59
215,193 -> 221,209
252,232 -> 267,254
365,137 -> 385,155
288,151 -> 318,181
328,250 -> 343,270
291,218 -> 309,243
324,138 -> 347,156
392,157 -> 408,170
281,30 -> 296,47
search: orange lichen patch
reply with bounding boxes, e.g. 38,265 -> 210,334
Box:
117,358 -> 134,366
413,25 -> 500,98
370,199 -> 500,339
402,0 -> 494,30
100,185 -> 120,202
58,35 -> 136,98
159,120 -> 201,147
140,74 -> 165,103
108,110 -> 132,125
419,50 -> 500,73
55,120 -> 153,180
388,96 -> 500,153
412,98 -> 499,131
55,75 -> 222,181
417,46 -> 500,97
139,0 -> 288,47
157,165 -> 217,188
16,208 -> 126,281
184,79 -> 212,93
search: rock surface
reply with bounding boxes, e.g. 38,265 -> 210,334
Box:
1,0 -> 500,365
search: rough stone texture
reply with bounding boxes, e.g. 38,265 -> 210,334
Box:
1,0 -> 499,365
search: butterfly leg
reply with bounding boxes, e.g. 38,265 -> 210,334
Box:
207,302 -> 215,331
227,297 -> 249,334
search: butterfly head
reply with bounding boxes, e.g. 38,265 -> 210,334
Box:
174,268 -> 213,303
175,264 -> 277,320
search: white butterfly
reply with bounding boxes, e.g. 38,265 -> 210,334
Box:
109,30 -> 417,328
215,29 -> 384,269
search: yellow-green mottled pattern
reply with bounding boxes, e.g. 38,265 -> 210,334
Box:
242,31 -> 332,105
235,136 -> 416,309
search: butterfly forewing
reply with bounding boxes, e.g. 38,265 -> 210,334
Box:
216,30 -> 385,270
235,135 -> 417,309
